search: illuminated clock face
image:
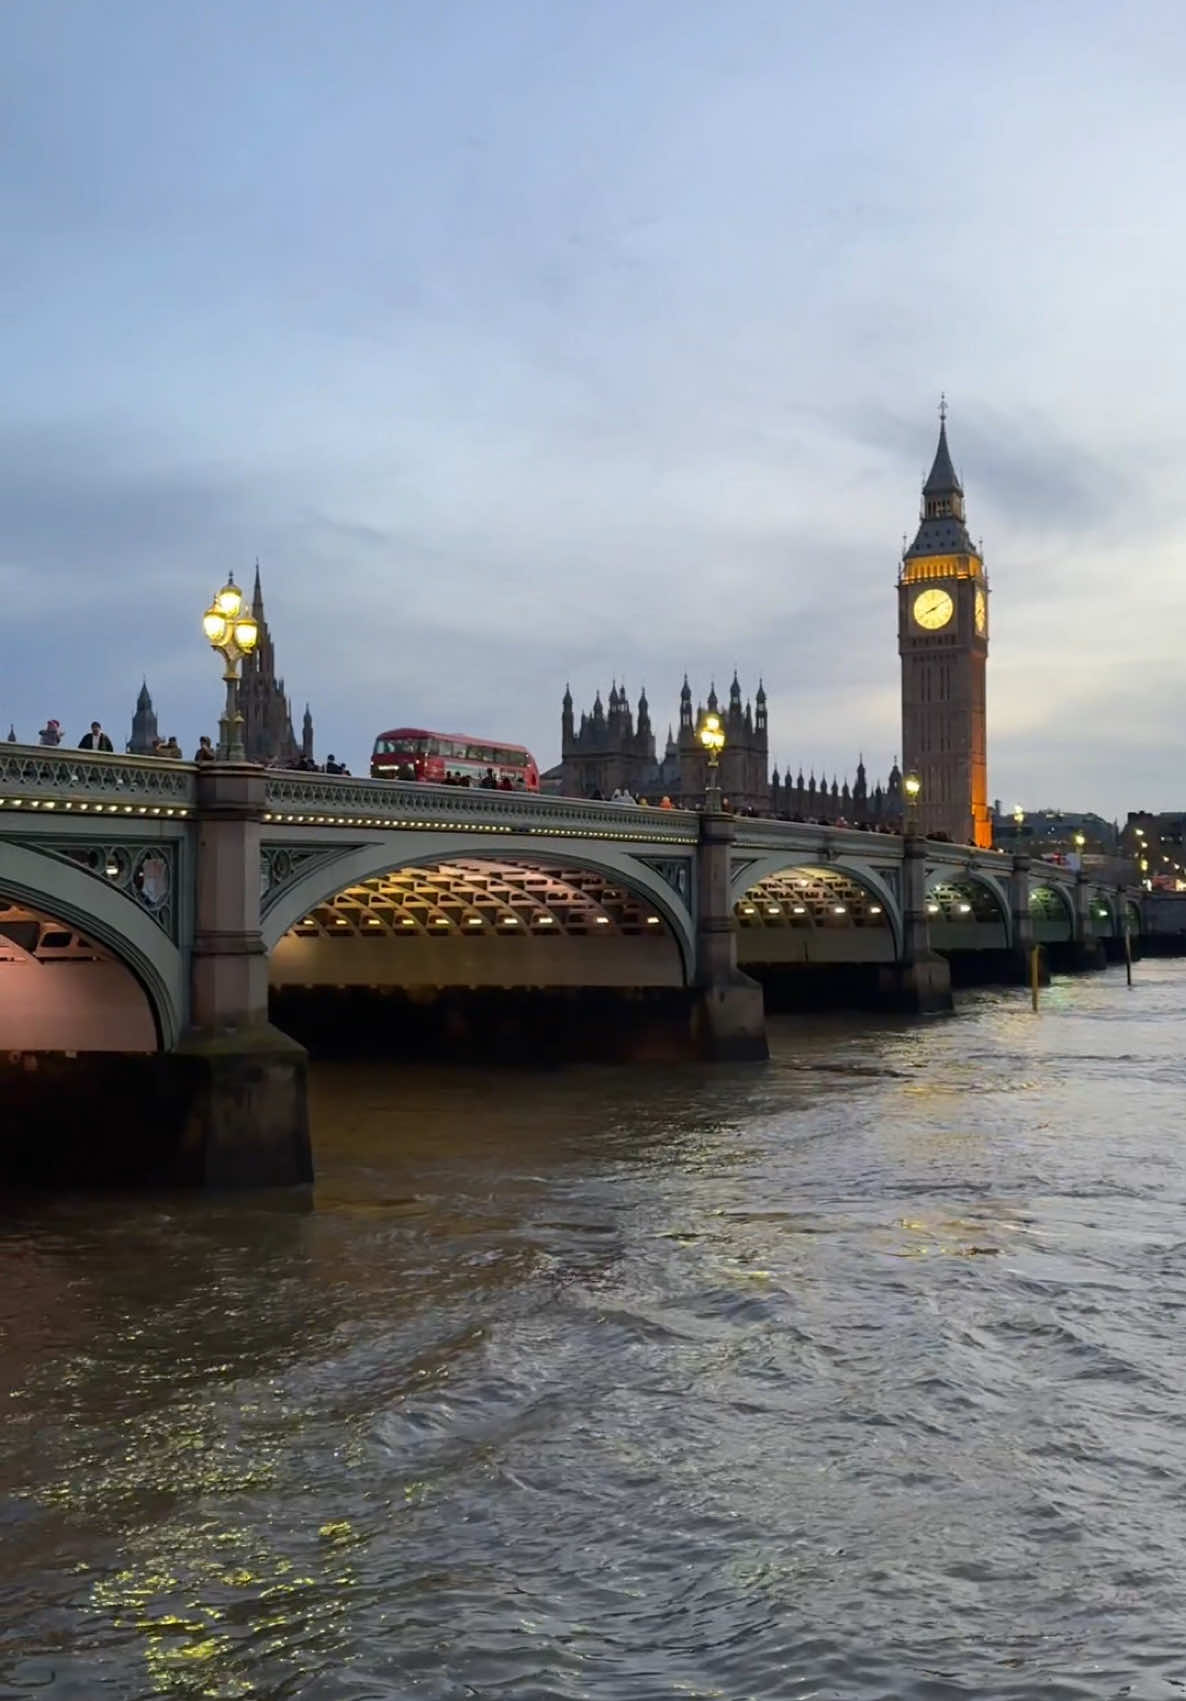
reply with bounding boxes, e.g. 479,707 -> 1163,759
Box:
974,587 -> 987,636
912,587 -> 954,631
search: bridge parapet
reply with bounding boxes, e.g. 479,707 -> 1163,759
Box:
731,818 -> 907,859
262,775 -> 699,844
0,742 -> 196,815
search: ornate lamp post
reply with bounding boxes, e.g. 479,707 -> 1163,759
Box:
202,575 -> 260,762
903,771 -> 922,836
698,711 -> 726,811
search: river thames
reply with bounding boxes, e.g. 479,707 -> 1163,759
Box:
4,962 -> 1186,1698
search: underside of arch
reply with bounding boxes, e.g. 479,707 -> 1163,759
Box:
1088,892 -> 1117,936
1030,882 -> 1075,940
926,872 -> 1010,950
0,897 -> 158,1050
270,856 -> 687,988
735,865 -> 895,965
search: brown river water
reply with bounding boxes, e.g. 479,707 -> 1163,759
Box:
3,962 -> 1186,1699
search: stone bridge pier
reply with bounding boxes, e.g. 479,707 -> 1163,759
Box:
178,764 -> 312,1187
1072,871 -> 1108,971
692,810 -> 768,1059
878,835 -> 953,1012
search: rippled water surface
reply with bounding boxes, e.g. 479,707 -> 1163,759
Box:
5,964 -> 1186,1698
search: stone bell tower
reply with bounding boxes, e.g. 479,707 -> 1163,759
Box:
898,402 -> 991,847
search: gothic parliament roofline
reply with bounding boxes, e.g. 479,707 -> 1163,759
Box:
556,676 -> 901,822
240,562 -> 315,765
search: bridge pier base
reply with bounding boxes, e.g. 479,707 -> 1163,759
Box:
1010,945 -> 1050,985
876,953 -> 953,1013
886,837 -> 954,1012
1067,939 -> 1108,972
182,762 -> 312,1187
695,811 -> 768,1061
172,1024 -> 312,1188
690,975 -> 768,1061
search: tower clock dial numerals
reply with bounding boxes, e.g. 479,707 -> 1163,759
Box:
974,587 -> 987,636
912,587 -> 954,631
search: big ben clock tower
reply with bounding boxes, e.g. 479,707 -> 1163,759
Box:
898,403 -> 991,847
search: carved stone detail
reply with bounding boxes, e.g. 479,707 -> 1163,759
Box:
260,843 -> 363,916
636,856 -> 693,907
18,839 -> 178,938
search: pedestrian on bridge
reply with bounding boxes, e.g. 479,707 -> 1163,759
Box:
79,721 -> 113,752
38,719 -> 62,746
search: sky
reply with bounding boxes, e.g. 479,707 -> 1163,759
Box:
4,0 -> 1186,819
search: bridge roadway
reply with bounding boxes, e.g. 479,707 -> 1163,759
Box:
0,746 -> 1142,1186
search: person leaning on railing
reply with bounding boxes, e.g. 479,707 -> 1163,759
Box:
78,721 -> 113,752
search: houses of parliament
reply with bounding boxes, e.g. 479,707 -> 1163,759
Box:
555,675 -> 905,826
556,407 -> 990,843
81,408 -> 985,843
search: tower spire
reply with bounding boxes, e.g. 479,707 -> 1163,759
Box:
922,411 -> 961,499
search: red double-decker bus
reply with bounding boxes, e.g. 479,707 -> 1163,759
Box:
371,728 -> 540,790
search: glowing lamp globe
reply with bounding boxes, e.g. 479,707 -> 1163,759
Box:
202,607 -> 228,645
232,614 -> 259,653
214,578 -> 243,619
903,773 -> 921,801
698,712 -> 725,757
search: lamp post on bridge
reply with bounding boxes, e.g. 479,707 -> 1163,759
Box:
698,711 -> 726,812
903,771 -> 921,837
202,576 -> 260,762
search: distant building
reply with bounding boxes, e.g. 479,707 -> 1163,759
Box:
674,675 -> 769,814
770,757 -> 903,830
128,680 -> 159,755
1121,811 -> 1186,886
552,676 -> 901,821
995,806 -> 1118,858
240,565 -> 312,766
556,675 -> 769,811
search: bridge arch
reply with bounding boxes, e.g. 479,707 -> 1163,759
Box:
0,842 -> 182,1049
731,855 -> 902,959
925,869 -> 1011,948
263,836 -> 696,984
1089,891 -> 1117,937
1030,879 -> 1076,942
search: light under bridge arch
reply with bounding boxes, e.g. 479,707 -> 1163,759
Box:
1086,891 -> 1118,937
925,868 -> 1012,947
730,854 -> 903,960
0,840 -> 184,1049
262,834 -> 697,983
1030,879 -> 1076,942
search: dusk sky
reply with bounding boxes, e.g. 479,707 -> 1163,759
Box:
4,0 -> 1185,818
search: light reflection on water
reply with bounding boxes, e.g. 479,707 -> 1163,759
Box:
4,964 -> 1186,1697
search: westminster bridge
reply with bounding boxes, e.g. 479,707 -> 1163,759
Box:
0,745 -> 1145,1186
